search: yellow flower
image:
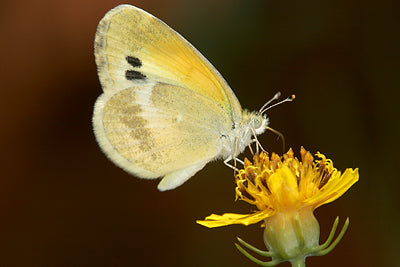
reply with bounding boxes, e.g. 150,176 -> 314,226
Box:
197,148 -> 359,266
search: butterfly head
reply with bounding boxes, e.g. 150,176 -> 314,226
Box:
249,111 -> 269,136
233,110 -> 269,148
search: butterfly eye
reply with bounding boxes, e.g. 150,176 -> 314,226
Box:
252,116 -> 263,130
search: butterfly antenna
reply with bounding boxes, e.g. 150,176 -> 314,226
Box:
266,126 -> 286,153
260,94 -> 295,115
259,92 -> 281,114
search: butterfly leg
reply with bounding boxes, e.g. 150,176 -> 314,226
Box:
256,139 -> 266,154
224,156 -> 245,174
224,156 -> 239,172
248,138 -> 263,155
247,141 -> 255,155
234,157 -> 245,166
250,128 -> 267,154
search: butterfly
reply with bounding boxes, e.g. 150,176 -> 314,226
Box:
93,4 -> 275,191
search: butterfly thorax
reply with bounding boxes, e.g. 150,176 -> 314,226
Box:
219,110 -> 269,159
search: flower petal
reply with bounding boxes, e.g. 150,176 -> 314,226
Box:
268,165 -> 299,208
196,209 -> 274,228
305,168 -> 359,208
316,168 -> 359,207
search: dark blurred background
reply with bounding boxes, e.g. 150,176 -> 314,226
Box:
0,0 -> 398,266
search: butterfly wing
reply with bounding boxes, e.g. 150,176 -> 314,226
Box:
93,5 -> 242,190
94,5 -> 242,114
93,82 -> 232,190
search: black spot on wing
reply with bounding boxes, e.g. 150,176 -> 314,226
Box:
125,70 -> 146,80
126,56 -> 142,68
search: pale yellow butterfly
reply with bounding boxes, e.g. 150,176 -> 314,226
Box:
93,4 -> 271,191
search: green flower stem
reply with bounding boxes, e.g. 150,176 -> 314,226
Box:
290,258 -> 306,267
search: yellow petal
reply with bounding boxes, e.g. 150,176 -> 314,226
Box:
268,165 -> 299,207
316,168 -> 359,207
304,168 -> 359,208
196,209 -> 274,228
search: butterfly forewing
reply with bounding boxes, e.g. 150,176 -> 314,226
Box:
95,5 -> 241,117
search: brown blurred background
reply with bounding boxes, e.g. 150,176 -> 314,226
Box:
0,0 -> 398,266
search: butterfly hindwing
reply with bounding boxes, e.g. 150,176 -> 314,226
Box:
93,81 -> 233,189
